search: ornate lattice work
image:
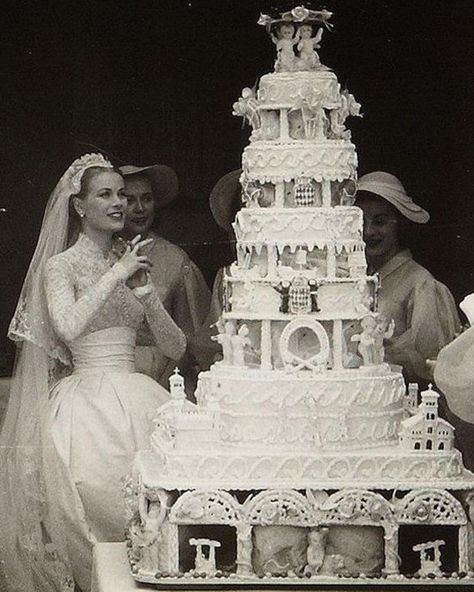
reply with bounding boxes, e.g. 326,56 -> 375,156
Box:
244,489 -> 313,525
323,489 -> 396,529
170,490 -> 242,524
396,489 -> 467,525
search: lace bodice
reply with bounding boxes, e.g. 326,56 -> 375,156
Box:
44,234 -> 186,361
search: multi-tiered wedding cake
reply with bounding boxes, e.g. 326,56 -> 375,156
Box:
127,7 -> 474,585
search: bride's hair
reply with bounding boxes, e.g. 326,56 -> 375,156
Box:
68,165 -> 123,245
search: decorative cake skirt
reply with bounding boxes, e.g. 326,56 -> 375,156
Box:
42,327 -> 170,591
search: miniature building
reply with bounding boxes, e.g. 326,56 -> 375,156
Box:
189,538 -> 221,576
413,539 -> 445,577
399,385 -> 454,452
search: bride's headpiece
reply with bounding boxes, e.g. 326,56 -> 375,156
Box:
67,153 -> 113,193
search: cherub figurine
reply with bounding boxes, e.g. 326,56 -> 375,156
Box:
304,527 -> 328,576
271,23 -> 300,72
211,319 -> 235,364
351,315 -> 377,365
353,279 -> 373,314
242,178 -> 264,208
297,24 -> 323,70
233,87 -> 260,130
231,324 -> 251,366
137,501 -> 165,572
329,90 -> 362,139
373,317 -> 395,364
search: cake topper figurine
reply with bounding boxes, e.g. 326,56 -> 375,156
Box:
258,6 -> 333,72
271,23 -> 300,72
297,24 -> 324,70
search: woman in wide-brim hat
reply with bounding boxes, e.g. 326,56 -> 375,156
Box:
354,171 -> 461,385
120,163 -> 211,390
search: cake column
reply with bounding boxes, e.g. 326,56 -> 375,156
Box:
261,320 -> 272,370
279,108 -> 289,140
266,244 -> 278,278
274,184 -> 285,207
321,180 -> 331,207
236,524 -> 253,576
275,108 -> 290,208
165,522 -> 179,573
327,243 -> 336,278
332,319 -> 343,370
459,524 -> 469,573
383,527 -> 399,575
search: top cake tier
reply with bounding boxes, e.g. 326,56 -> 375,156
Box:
234,69 -> 361,147
257,71 -> 341,110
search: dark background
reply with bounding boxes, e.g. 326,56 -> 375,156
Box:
1,0 -> 473,372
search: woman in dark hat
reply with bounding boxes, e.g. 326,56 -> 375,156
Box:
355,171 -> 461,384
120,164 -> 210,390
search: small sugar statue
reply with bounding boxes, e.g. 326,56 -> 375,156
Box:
373,316 -> 395,364
297,23 -> 324,70
232,87 -> 260,131
304,527 -> 328,576
211,319 -> 235,365
270,22 -> 300,72
231,324 -> 251,366
351,314 -> 395,366
351,315 -> 377,365
258,7 -> 333,73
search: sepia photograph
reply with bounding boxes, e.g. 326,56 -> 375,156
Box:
1,1 -> 473,591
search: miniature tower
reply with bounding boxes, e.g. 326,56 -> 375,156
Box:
399,384 -> 455,451
169,368 -> 186,412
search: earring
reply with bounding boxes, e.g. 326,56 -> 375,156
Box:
79,212 -> 85,218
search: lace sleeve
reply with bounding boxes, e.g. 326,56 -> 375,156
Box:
137,287 -> 187,361
44,256 -> 127,343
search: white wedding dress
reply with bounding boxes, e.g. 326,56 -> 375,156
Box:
42,233 -> 186,591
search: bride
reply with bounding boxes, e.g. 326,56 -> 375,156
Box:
0,154 -> 186,592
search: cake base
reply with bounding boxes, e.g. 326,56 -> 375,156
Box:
140,447 -> 473,491
126,452 -> 474,587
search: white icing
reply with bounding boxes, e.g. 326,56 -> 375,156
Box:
243,141 -> 357,182
129,22 -> 474,586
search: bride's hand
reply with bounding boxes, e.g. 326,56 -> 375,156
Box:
115,235 -> 153,286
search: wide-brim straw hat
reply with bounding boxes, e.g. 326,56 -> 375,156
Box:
357,171 -> 430,224
119,164 -> 178,208
209,169 -> 242,231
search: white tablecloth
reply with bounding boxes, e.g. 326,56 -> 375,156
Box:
91,543 -> 152,592
90,542 -> 360,592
